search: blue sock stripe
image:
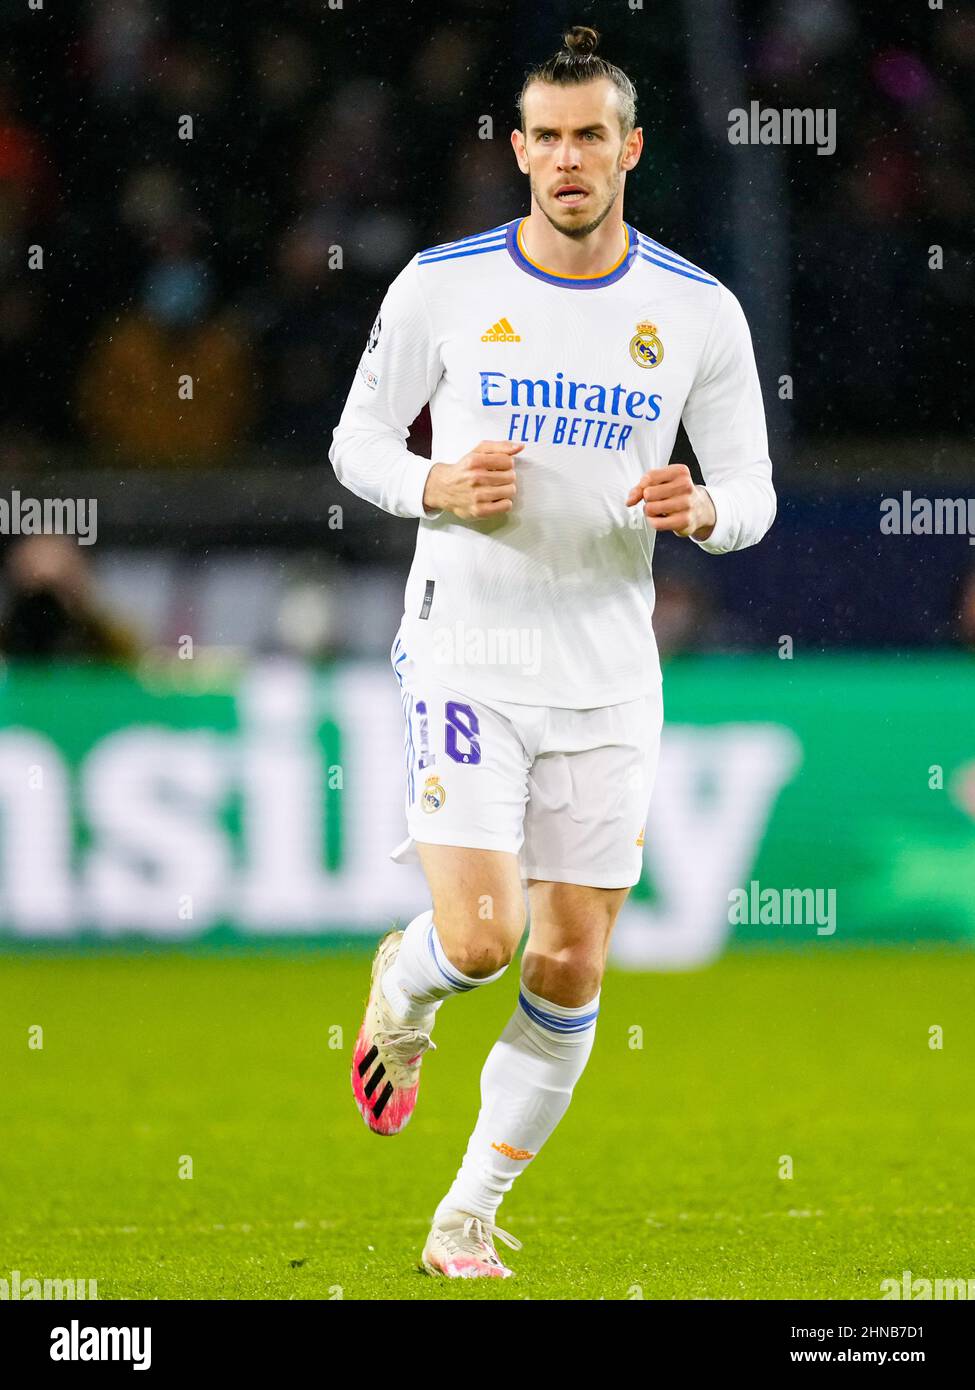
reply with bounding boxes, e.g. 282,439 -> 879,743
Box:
518,991 -> 600,1033
426,922 -> 475,992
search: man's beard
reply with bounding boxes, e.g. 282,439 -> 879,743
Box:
531,165 -> 622,240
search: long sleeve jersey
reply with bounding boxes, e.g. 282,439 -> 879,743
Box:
329,217 -> 775,707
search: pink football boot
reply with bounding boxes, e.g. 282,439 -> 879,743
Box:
351,931 -> 436,1136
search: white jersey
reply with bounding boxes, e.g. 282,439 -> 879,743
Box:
329,217 -> 775,707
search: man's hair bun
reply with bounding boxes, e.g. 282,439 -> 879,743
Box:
517,24 -> 637,135
563,26 -> 600,59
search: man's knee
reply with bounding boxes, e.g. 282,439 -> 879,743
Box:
419,844 -> 525,979
521,883 -> 628,1004
521,941 -> 604,1006
434,902 -> 526,979
444,934 -> 518,979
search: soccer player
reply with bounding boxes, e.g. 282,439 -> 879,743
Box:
329,25 -> 775,1279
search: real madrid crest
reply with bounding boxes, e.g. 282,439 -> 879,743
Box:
421,775 -> 446,814
629,320 -> 663,369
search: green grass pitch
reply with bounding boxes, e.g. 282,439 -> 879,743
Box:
1,946 -> 973,1300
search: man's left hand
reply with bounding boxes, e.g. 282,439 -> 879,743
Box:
625,463 -> 716,540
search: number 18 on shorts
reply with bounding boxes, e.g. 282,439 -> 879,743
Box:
393,642 -> 662,890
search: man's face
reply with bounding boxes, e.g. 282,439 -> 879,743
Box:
512,77 -> 643,239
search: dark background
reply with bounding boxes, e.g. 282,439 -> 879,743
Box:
1,0 -> 973,659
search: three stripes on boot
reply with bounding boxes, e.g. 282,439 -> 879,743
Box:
357,1045 -> 394,1120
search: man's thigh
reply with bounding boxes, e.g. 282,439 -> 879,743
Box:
521,691 -> 662,890
417,843 -> 526,974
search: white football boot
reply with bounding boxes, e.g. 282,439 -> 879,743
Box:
421,1209 -> 522,1279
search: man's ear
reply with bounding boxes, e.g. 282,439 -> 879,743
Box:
621,126 -> 643,173
511,128 -> 530,175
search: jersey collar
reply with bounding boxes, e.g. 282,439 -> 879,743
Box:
505,217 -> 637,290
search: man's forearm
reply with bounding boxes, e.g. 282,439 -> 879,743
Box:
329,427 -> 438,520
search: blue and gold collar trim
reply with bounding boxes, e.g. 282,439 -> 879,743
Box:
505,217 -> 637,290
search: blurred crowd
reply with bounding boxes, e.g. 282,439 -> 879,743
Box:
2,531 -> 974,666
767,1 -> 975,435
0,0 -> 971,470
0,0 -> 971,663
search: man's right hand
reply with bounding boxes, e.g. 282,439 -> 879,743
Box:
422,440 -> 523,519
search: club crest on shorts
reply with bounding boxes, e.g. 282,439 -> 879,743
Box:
421,775 -> 446,813
629,320 -> 663,369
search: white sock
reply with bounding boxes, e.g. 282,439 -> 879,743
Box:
434,981 -> 600,1224
381,909 -> 508,1028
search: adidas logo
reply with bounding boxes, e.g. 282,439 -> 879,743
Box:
481,317 -> 521,343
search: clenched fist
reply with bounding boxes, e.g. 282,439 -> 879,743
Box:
625,462 -> 716,540
423,440 -> 523,520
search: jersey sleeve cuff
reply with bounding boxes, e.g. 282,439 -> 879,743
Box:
689,485 -> 736,554
402,455 -> 443,520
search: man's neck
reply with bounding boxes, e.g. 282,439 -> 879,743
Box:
519,209 -> 628,278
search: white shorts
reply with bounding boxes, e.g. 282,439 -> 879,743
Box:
389,640 -> 663,889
